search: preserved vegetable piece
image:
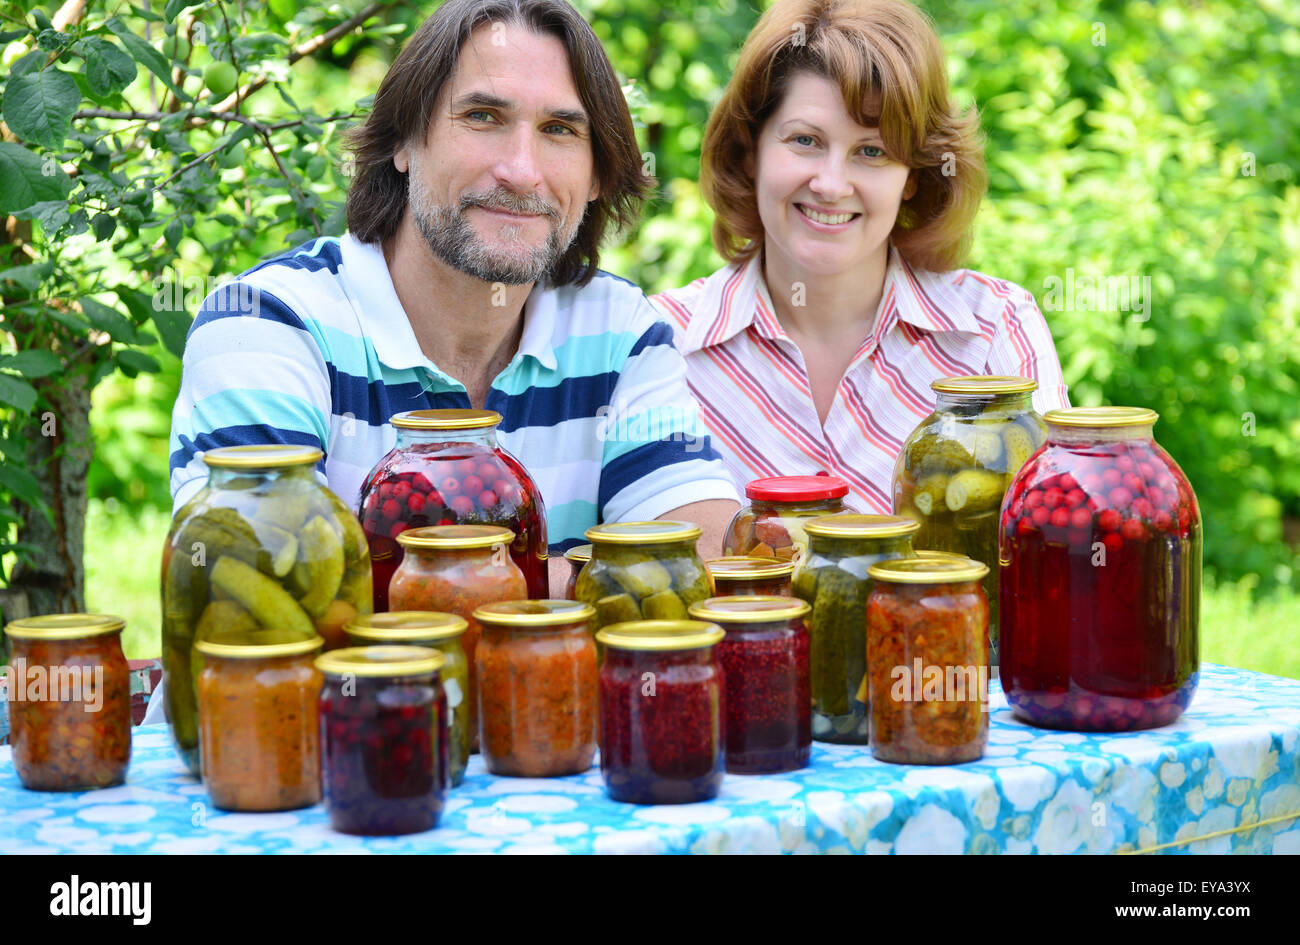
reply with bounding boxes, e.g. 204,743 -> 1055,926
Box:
7,615 -> 132,791
867,558 -> 990,764
724,475 -> 856,561
705,557 -> 794,597
196,637 -> 323,810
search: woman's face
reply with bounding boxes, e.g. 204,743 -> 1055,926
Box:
752,71 -> 914,283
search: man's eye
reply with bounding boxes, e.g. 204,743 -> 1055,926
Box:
467,110 -> 494,122
544,123 -> 574,136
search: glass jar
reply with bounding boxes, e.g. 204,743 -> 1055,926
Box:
357,409 -> 548,609
6,614 -> 131,791
317,646 -> 448,835
161,444 -> 373,775
596,621 -> 725,804
388,524 -> 526,751
687,596 -> 811,774
562,544 -> 591,600
793,514 -> 919,744
345,612 -> 470,787
474,600 -> 598,777
705,556 -> 794,597
999,407 -> 1201,731
196,636 -> 322,810
723,475 -> 856,560
576,522 -> 713,634
892,376 -> 1046,666
866,558 -> 990,764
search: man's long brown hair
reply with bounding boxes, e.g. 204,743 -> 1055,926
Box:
345,0 -> 652,286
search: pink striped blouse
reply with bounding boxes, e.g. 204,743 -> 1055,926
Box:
648,245 -> 1071,514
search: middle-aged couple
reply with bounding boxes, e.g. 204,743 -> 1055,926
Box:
168,0 -> 1070,590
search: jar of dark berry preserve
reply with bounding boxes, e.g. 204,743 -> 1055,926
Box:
1000,407 -> 1201,731
688,596 -> 811,774
316,646 -> 448,835
596,621 -> 725,804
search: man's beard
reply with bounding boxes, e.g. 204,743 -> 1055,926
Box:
406,158 -> 583,286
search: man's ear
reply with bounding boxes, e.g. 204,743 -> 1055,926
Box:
393,145 -> 410,174
588,177 -> 599,202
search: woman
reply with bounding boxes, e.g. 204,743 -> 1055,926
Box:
649,0 -> 1069,513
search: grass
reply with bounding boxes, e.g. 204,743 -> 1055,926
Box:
81,500 -> 1300,680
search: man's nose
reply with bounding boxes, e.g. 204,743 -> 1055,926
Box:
492,123 -> 544,193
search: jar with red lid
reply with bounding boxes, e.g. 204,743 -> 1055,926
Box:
7,614 -> 131,791
705,556 -> 794,597
688,596 -> 811,774
317,646 -> 448,835
562,544 -> 591,600
999,407 -> 1201,732
597,621 -> 725,804
357,409 -> 548,609
388,525 -> 526,750
866,558 -> 990,764
723,475 -> 857,561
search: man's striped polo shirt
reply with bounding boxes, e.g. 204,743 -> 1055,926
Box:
168,233 -> 739,550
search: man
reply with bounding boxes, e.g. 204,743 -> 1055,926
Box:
167,0 -> 741,592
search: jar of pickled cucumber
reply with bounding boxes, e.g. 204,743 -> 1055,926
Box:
345,611 -> 471,787
891,376 -> 1047,667
357,409 -> 548,610
724,475 -> 856,561
576,522 -> 714,635
793,514 -> 919,743
160,445 -> 373,776
562,544 -> 591,600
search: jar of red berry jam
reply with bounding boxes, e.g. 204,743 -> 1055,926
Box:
999,407 -> 1201,732
562,544 -> 591,600
7,614 -> 131,791
866,558 -> 990,764
723,475 -> 856,561
317,646 -> 448,835
357,409 -> 548,610
345,612 -> 471,787
705,557 -> 795,597
687,596 -> 811,774
596,621 -> 725,804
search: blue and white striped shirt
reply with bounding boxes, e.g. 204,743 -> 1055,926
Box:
169,234 -> 739,550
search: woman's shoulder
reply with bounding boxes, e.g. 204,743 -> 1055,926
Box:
930,263 -> 1041,314
647,261 -> 751,349
646,272 -> 713,330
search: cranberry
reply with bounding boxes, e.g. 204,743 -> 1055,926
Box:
1017,518 -> 1038,535
1137,462 -> 1156,481
1122,473 -> 1145,495
410,473 -> 434,493
440,476 -> 461,495
1107,487 -> 1133,509
1098,509 -> 1122,531
1146,486 -> 1166,509
1031,506 -> 1051,527
1102,468 -> 1123,488
1065,489 -> 1086,508
1059,473 -> 1078,491
1079,473 -> 1103,494
455,460 -> 477,477
389,521 -> 409,539
381,498 -> 401,520
1153,510 -> 1173,531
1050,507 -> 1071,528
477,462 -> 500,482
437,517 -> 454,526
378,482 -> 395,500
1039,475 -> 1061,491
1044,488 -> 1065,509
1177,508 -> 1191,529
462,475 -> 485,495
1070,507 -> 1092,529
493,479 -> 515,500
1024,490 -> 1045,510
478,490 -> 499,507
1115,455 -> 1136,473
1131,497 -> 1154,519
1120,518 -> 1145,541
1086,496 -> 1102,512
407,493 -> 426,514
449,495 -> 475,517
1009,498 -> 1025,518
1102,533 -> 1124,554
392,481 -> 413,501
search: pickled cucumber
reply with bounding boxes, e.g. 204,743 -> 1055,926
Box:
1002,422 -> 1036,484
906,433 -> 975,474
612,560 -> 673,598
596,593 -> 641,625
297,515 -> 345,618
641,589 -> 688,619
257,523 -> 299,577
808,567 -> 866,717
971,427 -> 1005,467
914,474 -> 950,516
194,599 -> 259,644
210,556 -> 315,639
944,469 -> 1005,512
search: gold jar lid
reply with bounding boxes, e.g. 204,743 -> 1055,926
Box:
930,375 -> 1038,395
596,620 -> 725,651
315,645 -> 445,677
706,556 -> 795,580
1043,406 -> 1158,428
201,444 -> 323,468
585,521 -> 702,544
804,514 -> 920,539
914,549 -> 968,561
688,595 -> 810,623
345,611 -> 468,642
397,524 -> 514,550
867,557 -> 989,584
4,613 -> 125,641
474,600 -> 596,627
563,544 -> 592,564
390,409 -> 502,430
195,636 -> 324,660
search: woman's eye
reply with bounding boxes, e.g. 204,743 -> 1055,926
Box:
792,134 -> 816,147
860,145 -> 886,158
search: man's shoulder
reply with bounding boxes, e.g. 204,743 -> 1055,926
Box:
544,269 -> 664,337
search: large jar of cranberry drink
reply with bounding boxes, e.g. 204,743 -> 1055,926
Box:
357,409 -> 547,610
999,407 -> 1201,731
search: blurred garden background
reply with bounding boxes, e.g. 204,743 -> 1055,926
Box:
1,0 -> 1297,677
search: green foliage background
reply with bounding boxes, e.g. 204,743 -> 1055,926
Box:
5,0 -> 1296,603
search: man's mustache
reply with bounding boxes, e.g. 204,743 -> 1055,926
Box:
460,187 -> 560,220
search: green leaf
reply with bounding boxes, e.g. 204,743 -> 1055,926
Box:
104,17 -> 192,103
92,212 -> 116,242
1,69 -> 80,149
9,51 -> 43,78
0,374 -> 38,413
0,350 -> 62,378
116,349 -> 162,376
82,37 -> 138,98
163,0 -> 202,22
0,460 -> 47,510
11,199 -> 70,233
79,296 -> 141,344
0,260 -> 54,293
116,284 -> 190,358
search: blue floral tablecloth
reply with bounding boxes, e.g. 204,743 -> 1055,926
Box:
2,662 -> 1298,854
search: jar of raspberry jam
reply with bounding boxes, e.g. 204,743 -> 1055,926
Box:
317,646 -> 448,835
596,621 -> 725,804
345,612 -> 470,787
724,475 -> 857,561
999,407 -> 1201,731
705,556 -> 795,597
688,596 -> 811,774
357,409 -> 548,609
7,614 -> 131,791
562,544 -> 591,600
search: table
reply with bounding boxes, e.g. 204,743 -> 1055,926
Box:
2,663 -> 1298,854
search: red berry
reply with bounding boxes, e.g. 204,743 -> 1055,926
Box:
378,482 -> 395,500
1070,507 -> 1093,529
1009,498 -> 1024,518
1132,497 -> 1154,519
1079,473 -> 1103,494
389,521 -> 409,539
455,460 -> 477,477
1039,475 -> 1062,491
1086,496 -> 1102,512
478,490 -> 498,507
1108,487 -> 1133,509
440,476 -> 461,495
1153,510 -> 1172,531
1050,507 -> 1071,528
392,480 -> 412,501
1177,508 -> 1191,529
1102,468 -> 1123,488
1044,488 -> 1065,509
407,492 -> 426,514
462,475 -> 485,495
410,473 -> 434,493
478,462 -> 501,482
1121,518 -> 1145,541
1145,486 -> 1166,509
1059,473 -> 1078,491
1065,489 -> 1086,508
381,499 -> 401,520
1017,517 -> 1038,535
1098,509 -> 1122,531
1031,506 -> 1050,527
1116,455 -> 1136,473
1123,473 -> 1145,495
438,517 -> 454,526
1102,533 -> 1124,554
1024,490 -> 1044,510
449,495 -> 475,517
1137,462 -> 1156,481
493,479 -> 514,500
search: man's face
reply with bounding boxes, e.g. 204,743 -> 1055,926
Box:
395,23 -> 599,285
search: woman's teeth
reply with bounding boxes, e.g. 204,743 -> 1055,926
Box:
798,205 -> 857,225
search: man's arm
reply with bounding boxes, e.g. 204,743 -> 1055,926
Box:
660,498 -> 740,563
